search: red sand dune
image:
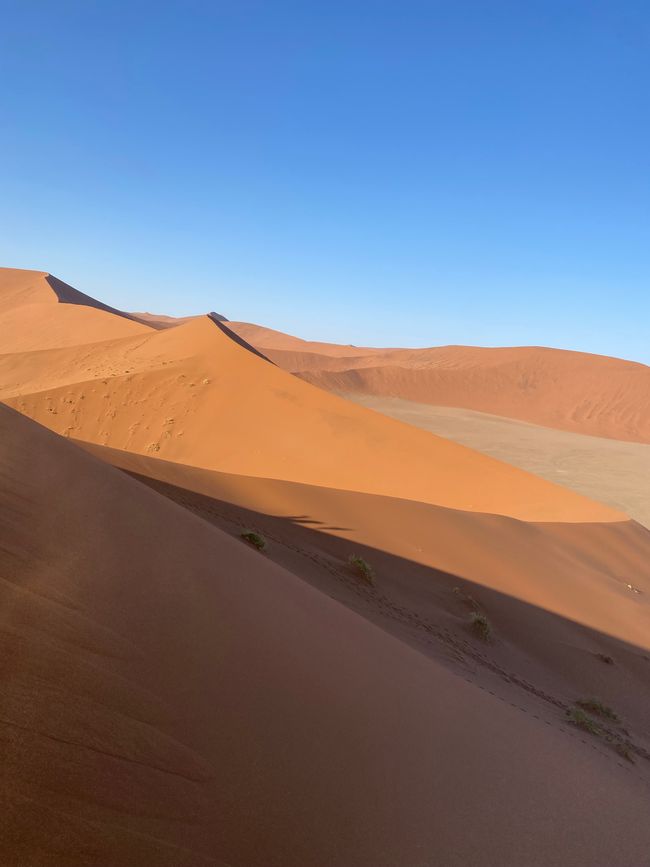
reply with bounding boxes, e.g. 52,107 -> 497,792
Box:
3,404 -> 650,866
3,269 -> 650,865
130,310 -> 203,329
0,275 -> 624,522
80,443 -> 650,653
227,322 -> 650,444
0,267 -> 150,351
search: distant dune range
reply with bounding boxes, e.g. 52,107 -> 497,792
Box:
227,321 -> 650,444
2,267 -> 650,865
227,320 -> 650,530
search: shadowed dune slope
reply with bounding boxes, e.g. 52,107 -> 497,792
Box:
228,322 -> 650,444
2,404 -> 650,867
0,267 -> 151,351
78,443 -> 650,653
0,314 -> 625,522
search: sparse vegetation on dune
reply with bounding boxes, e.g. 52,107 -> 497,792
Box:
348,554 -> 375,585
240,529 -> 267,551
566,703 -> 634,762
470,611 -> 492,641
566,707 -> 602,735
576,698 -> 619,721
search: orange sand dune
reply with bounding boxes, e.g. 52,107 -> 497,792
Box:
0,267 -> 150,351
1,314 -> 624,522
229,320 -> 386,356
81,442 -> 650,652
228,322 -> 650,444
130,310 -> 202,329
3,404 -> 650,867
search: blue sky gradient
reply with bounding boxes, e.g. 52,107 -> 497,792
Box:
1,1 -> 648,360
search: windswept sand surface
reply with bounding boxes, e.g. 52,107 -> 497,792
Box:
228,321 -> 650,444
2,268 -> 650,865
345,395 -> 650,530
4,405 -> 650,867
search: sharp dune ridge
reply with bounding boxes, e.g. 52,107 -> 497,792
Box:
0,271 -> 625,523
2,267 -> 650,865
228,320 -> 650,444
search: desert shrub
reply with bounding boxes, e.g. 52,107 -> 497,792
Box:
576,698 -> 619,722
348,554 -> 375,585
241,529 -> 267,551
470,611 -> 492,641
566,707 -> 601,735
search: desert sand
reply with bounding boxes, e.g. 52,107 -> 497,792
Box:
345,395 -> 650,530
2,267 -> 650,866
0,268 -> 149,351
227,321 -> 650,443
0,291 -> 624,523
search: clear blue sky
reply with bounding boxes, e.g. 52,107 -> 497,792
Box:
1,1 -> 648,361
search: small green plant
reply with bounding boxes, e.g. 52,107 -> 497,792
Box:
470,611 -> 492,641
241,529 -> 267,551
566,707 -> 601,735
566,705 -> 634,761
576,698 -> 619,722
348,554 -> 375,585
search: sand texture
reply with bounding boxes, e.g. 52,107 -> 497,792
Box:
227,321 -> 650,443
2,268 -> 650,865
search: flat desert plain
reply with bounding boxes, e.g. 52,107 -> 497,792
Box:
2,267 -> 650,867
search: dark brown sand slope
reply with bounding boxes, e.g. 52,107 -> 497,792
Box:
80,443 -> 650,653
2,406 -> 650,867
228,322 -> 650,444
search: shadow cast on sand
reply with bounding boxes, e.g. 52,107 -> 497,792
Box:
126,467 -> 650,777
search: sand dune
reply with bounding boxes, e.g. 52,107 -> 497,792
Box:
130,310 -> 203,329
228,322 -> 650,444
0,267 -> 151,351
1,313 -> 623,522
345,395 -> 650,530
3,270 -> 650,865
228,320 -> 384,356
3,404 -> 650,866
79,442 -> 650,652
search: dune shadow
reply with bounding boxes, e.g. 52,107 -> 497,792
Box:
45,274 -> 143,324
207,314 -> 275,364
123,466 -> 650,771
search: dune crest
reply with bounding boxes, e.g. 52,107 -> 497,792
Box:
0,308 -> 624,522
228,322 -> 650,444
3,269 -> 650,865
0,267 -> 150,351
